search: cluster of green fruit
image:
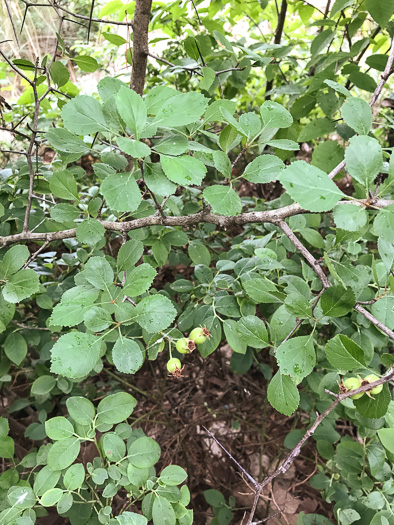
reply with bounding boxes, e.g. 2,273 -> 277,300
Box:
343,374 -> 383,399
166,327 -> 211,375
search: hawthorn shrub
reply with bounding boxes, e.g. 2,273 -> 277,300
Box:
0,0 -> 394,524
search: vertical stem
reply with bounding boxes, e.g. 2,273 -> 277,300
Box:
265,0 -> 287,99
130,0 -> 153,95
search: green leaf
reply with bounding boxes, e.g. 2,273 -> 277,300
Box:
102,31 -> 127,45
325,334 -> 367,370
154,92 -> 208,127
97,392 -> 137,425
276,336 -> 316,379
345,136 -> 383,188
333,204 -> 368,231
354,384 -> 391,418
144,163 -> 177,197
112,338 -> 144,374
340,97 -> 372,135
377,428 -> 394,455
66,397 -> 95,425
219,124 -> 242,153
47,437 -> 80,471
199,66 -> 216,91
197,316 -> 222,358
4,332 -> 27,365
124,263 -> 156,296
324,79 -> 352,97
161,155 -> 207,186
31,375 -> 56,396
63,463 -> 85,491
260,101 -> 293,129
266,139 -> 300,151
50,285 -> 100,327
311,142 -> 345,175
84,306 -> 113,332
236,316 -> 269,349
213,30 -> 234,52
72,55 -> 99,72
133,295 -> 176,332
242,155 -> 284,183
2,269 -> 40,303
267,372 -> 300,416
0,245 -> 29,278
320,285 -> 356,317
50,61 -> 70,87
298,118 -> 335,142
118,239 -> 144,271
374,204 -> 394,242
45,417 -> 74,440
101,173 -> 142,212
49,170 -> 79,200
378,238 -> 394,273
223,319 -> 247,354
279,161 -> 344,212
127,437 -> 161,469
159,465 -> 188,486
84,257 -> 114,290
365,0 -> 394,27
152,495 -> 176,525
188,242 -> 211,266
76,219 -> 105,246
7,486 -> 36,509
154,135 -> 188,156
50,332 -> 101,378
371,295 -> 394,329
350,73 -> 376,95
50,203 -> 80,223
213,150 -> 232,178
102,433 -> 126,462
116,85 -> 147,140
242,277 -> 283,303
204,99 -> 236,123
311,29 -> 335,56
203,185 -> 242,216
284,293 -> 313,318
33,466 -> 61,497
116,512 -> 148,525
117,137 -> 151,158
40,488 -> 63,507
331,0 -> 354,17
0,435 -> 14,458
62,96 -> 108,134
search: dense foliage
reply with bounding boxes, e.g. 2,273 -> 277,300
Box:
1,0 -> 394,523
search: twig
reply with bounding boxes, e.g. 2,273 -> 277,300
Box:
4,0 -> 20,47
23,240 -> 50,268
0,199 -> 392,247
278,221 -> 330,287
265,0 -> 287,99
19,0 -> 133,27
370,38 -> 394,107
147,52 -> 176,68
277,220 -> 394,340
203,426 -> 258,486
246,370 -> 394,524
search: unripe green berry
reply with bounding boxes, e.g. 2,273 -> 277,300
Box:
167,358 -> 182,373
343,377 -> 364,400
364,374 -> 383,395
176,338 -> 189,354
189,326 -> 210,344
176,338 -> 195,354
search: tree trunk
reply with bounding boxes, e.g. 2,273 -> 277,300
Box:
130,0 -> 153,95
